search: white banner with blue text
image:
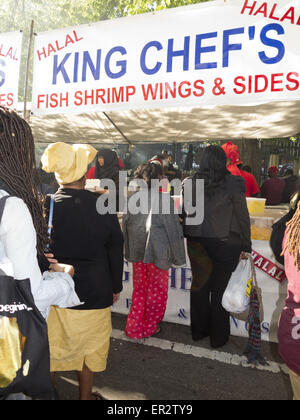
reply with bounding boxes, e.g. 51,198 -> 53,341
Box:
32,0 -> 300,115
0,31 -> 23,108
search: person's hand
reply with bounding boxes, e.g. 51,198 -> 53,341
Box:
45,253 -> 58,264
94,187 -> 109,195
113,293 -> 120,304
239,252 -> 249,261
49,263 -> 75,278
64,265 -> 75,278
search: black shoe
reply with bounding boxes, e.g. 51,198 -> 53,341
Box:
192,333 -> 209,341
210,338 -> 229,349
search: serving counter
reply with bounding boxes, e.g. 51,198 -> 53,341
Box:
113,206 -> 289,343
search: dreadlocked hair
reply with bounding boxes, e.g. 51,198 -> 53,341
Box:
282,201 -> 300,271
0,106 -> 48,256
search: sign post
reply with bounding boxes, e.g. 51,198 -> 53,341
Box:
24,20 -> 35,121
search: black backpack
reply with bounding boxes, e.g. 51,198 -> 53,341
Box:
0,195 -> 54,400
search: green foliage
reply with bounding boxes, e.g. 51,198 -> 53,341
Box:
0,0 -> 111,33
114,0 -> 209,16
0,0 -> 211,36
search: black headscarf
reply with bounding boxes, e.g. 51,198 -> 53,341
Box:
94,149 -> 120,181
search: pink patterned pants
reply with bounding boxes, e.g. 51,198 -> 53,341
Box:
125,262 -> 169,339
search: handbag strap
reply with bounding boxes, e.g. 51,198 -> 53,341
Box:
47,194 -> 55,238
0,195 -> 10,225
247,253 -> 258,289
45,194 -> 55,252
0,196 -> 11,276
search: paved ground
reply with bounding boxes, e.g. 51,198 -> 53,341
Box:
54,313 -> 293,401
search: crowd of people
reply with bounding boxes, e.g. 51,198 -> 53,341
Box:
221,141 -> 299,206
0,105 -> 300,401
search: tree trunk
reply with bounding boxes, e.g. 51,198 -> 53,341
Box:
238,139 -> 261,185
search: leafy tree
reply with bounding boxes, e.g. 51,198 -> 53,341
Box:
114,0 -> 209,16
0,0 -> 210,32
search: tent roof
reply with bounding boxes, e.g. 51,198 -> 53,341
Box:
28,100 -> 300,144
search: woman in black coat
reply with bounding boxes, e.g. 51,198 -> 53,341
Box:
183,146 -> 251,348
42,142 -> 124,400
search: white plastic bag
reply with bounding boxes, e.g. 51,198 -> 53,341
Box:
222,259 -> 253,314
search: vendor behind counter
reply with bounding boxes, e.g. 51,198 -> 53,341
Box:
261,166 -> 285,206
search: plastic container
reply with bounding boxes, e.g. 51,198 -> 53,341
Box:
250,216 -> 273,241
246,198 -> 266,216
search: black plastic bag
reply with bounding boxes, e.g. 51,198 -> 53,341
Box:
0,275 -> 54,400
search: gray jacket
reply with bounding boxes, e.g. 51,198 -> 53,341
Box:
123,191 -> 186,270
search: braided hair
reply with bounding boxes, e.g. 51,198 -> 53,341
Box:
0,106 -> 48,256
283,201 -> 300,271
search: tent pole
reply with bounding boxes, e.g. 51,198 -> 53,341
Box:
24,20 -> 34,121
172,141 -> 176,158
102,112 -> 133,146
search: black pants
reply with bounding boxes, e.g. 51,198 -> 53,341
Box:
187,236 -> 242,348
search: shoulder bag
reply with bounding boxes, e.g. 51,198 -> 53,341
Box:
0,195 -> 54,400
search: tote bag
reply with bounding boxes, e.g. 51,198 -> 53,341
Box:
0,195 -> 54,400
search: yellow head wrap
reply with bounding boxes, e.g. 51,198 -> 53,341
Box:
41,142 -> 97,184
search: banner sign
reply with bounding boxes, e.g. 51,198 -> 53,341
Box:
252,249 -> 287,283
0,31 -> 22,108
113,241 -> 288,343
32,0 -> 300,115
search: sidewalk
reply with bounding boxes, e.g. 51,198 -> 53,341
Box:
54,313 -> 293,401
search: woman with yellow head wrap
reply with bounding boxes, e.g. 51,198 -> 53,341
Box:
42,142 -> 97,185
41,142 -> 124,401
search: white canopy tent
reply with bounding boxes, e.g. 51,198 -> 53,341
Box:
28,99 -> 300,145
